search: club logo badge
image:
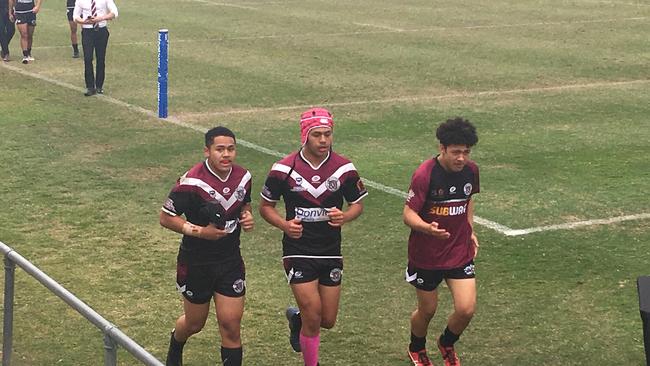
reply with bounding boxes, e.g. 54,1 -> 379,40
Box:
464,183 -> 472,196
329,268 -> 342,283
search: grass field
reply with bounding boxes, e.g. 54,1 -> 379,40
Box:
1,0 -> 650,365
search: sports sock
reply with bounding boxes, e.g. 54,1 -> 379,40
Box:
299,333 -> 320,366
166,330 -> 185,366
27,48 -> 31,56
409,332 -> 426,352
439,326 -> 460,347
23,49 -> 28,57
220,346 -> 242,366
72,44 -> 78,52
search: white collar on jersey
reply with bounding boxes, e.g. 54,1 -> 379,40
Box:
299,149 -> 330,170
204,159 -> 232,182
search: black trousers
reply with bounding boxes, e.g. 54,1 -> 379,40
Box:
0,8 -> 15,54
81,27 -> 110,89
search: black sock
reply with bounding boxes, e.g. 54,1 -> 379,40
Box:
27,48 -> 31,56
72,44 -> 78,52
439,326 -> 460,347
166,331 -> 185,366
23,49 -> 29,57
220,346 -> 242,366
409,332 -> 426,352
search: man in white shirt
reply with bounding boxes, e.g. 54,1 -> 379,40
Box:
73,0 -> 118,96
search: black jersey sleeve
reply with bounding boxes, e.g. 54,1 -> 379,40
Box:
162,190 -> 193,217
340,172 -> 368,204
261,168 -> 285,202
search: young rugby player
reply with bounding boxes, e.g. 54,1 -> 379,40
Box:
404,118 -> 480,366
160,127 -> 254,366
259,108 -> 367,366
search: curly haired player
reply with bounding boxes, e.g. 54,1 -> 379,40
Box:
404,117 -> 480,366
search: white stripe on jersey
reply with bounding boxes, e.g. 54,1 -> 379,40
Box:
435,198 -> 470,204
178,171 -> 251,211
271,162 -> 357,199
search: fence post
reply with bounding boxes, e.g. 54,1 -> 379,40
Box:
103,333 -> 118,366
3,256 -> 15,366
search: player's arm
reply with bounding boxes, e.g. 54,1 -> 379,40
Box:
159,211 -> 227,241
403,204 -> 450,239
468,200 -> 479,257
32,0 -> 41,13
239,203 -> 254,232
327,201 -> 363,227
259,199 -> 302,239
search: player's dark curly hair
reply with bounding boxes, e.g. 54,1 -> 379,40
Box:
205,126 -> 236,147
435,117 -> 478,147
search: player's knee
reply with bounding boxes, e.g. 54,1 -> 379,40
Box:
185,319 -> 207,335
418,304 -> 437,320
320,317 -> 336,329
455,305 -> 475,321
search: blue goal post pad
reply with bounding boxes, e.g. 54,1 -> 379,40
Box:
639,276 -> 650,313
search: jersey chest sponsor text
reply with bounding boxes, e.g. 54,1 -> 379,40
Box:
429,203 -> 467,217
295,207 -> 330,222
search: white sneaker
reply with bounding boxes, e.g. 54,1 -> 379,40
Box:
27,55 -> 35,61
22,56 -> 29,64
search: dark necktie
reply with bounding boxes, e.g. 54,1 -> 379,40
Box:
91,0 -> 99,29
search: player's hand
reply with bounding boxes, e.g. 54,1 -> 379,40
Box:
32,6 -> 39,14
327,207 -> 345,227
200,224 -> 228,241
8,11 -> 14,22
284,218 -> 303,239
426,221 -> 450,239
471,232 -> 479,258
240,211 -> 254,232
84,16 -> 95,24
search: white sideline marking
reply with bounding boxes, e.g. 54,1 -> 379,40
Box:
3,64 -> 649,236
179,79 -> 650,118
31,16 -> 648,51
183,0 -> 258,10
502,213 -> 650,237
353,22 -> 405,32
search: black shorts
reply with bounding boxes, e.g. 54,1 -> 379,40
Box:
66,8 -> 74,22
15,12 -> 36,26
405,260 -> 476,291
176,255 -> 246,304
283,257 -> 343,286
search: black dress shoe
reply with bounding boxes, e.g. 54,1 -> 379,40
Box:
84,88 -> 96,96
96,88 -> 104,94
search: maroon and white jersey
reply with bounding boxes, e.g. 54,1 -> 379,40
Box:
406,157 -> 479,270
162,160 -> 252,264
261,150 -> 368,258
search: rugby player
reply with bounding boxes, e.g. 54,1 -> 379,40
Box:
160,127 -> 254,366
8,0 -> 40,63
404,117 -> 480,366
259,108 -> 367,366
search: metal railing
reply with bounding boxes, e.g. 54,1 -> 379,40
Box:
1,241 -> 164,366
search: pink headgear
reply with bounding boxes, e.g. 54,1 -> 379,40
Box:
300,107 -> 333,145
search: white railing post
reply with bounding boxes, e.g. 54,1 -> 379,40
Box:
3,256 -> 15,366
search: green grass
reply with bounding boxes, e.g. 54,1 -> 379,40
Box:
1,0 -> 650,365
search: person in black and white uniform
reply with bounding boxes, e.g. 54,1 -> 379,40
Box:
259,107 -> 367,366
0,0 -> 15,61
73,0 -> 117,96
160,127 -> 254,366
66,0 -> 79,58
8,0 -> 40,63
